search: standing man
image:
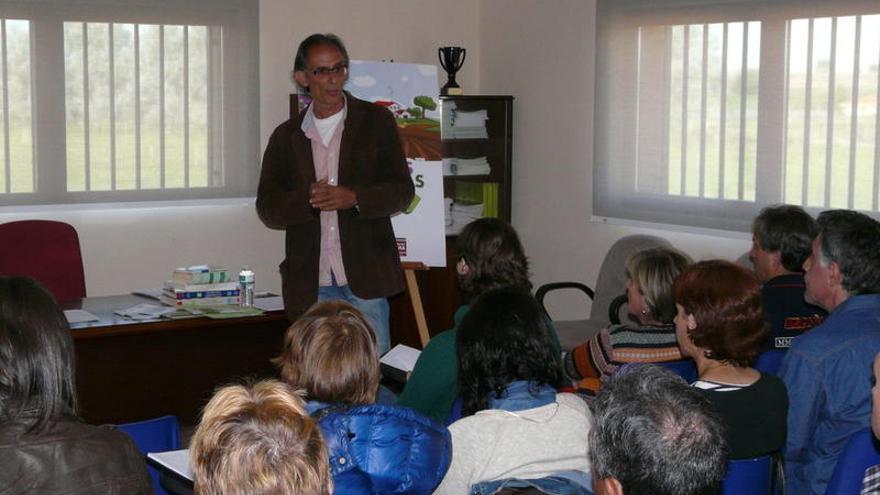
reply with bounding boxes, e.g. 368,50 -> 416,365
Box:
257,34 -> 414,354
749,204 -> 825,349
779,209 -> 880,495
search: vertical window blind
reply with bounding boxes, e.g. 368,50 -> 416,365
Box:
0,18 -> 33,195
594,0 -> 880,232
0,0 -> 257,207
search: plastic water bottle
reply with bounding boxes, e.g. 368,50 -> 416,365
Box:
239,266 -> 255,308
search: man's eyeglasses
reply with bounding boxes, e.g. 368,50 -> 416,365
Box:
310,63 -> 348,78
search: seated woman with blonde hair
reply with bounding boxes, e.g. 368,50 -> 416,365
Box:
190,380 -> 331,495
273,300 -> 451,495
673,259 -> 788,459
563,246 -> 692,393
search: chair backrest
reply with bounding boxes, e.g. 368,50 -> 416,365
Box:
591,235 -> 672,323
657,359 -> 698,384
0,220 -> 86,300
754,350 -> 786,376
608,293 -> 628,325
117,415 -> 181,495
447,397 -> 463,426
721,455 -> 773,495
826,427 -> 880,495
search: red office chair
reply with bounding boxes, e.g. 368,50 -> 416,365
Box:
0,220 -> 86,301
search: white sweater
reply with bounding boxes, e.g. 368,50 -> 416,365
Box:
433,393 -> 593,495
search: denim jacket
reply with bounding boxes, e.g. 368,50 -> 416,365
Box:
464,382 -> 593,495
469,471 -> 593,495
779,294 -> 880,495
488,380 -> 557,411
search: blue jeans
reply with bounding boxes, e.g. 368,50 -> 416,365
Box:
318,282 -> 390,355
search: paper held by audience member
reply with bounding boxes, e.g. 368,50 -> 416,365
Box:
63,309 -> 100,324
147,449 -> 193,482
380,344 -> 421,373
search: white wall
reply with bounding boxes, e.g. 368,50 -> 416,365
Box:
479,0 -> 750,320
259,0 -> 480,149
0,0 -> 480,298
2,0 -> 749,320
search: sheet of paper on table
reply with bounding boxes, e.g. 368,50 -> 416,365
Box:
254,295 -> 284,312
131,288 -> 163,300
64,309 -> 100,324
115,303 -> 178,320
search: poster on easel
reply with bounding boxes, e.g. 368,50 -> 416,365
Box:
347,61 -> 445,267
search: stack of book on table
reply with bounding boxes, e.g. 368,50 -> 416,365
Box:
160,266 -> 241,307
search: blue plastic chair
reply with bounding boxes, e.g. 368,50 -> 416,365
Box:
754,350 -> 786,375
720,455 -> 773,495
657,359 -> 698,383
447,397 -> 463,426
117,415 -> 181,495
825,427 -> 880,495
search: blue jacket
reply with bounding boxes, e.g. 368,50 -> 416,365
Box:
779,294 -> 880,495
308,402 -> 452,495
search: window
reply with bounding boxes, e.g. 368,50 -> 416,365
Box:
594,0 -> 880,232
0,0 -> 257,206
0,19 -> 34,195
784,15 -> 880,211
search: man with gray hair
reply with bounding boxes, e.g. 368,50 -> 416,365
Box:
750,204 -> 825,349
590,365 -> 727,495
779,209 -> 880,495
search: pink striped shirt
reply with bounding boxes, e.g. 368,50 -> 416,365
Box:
302,101 -> 347,287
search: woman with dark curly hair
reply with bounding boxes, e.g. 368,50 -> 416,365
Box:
434,287 -> 591,495
673,260 -> 788,459
398,218 -> 561,423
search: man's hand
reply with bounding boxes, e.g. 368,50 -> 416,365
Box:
309,179 -> 357,211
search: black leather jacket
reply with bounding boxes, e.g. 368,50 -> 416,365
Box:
0,418 -> 152,495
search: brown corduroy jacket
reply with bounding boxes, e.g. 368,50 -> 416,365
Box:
256,93 -> 414,320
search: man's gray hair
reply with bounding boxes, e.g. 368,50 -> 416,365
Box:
753,204 -> 818,273
817,210 -> 880,295
589,365 -> 728,495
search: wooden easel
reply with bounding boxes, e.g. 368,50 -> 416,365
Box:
401,261 -> 431,347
